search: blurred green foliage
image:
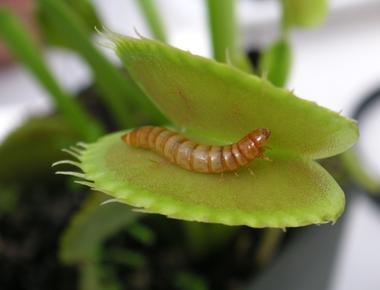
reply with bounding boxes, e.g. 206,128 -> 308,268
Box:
0,1 -> 364,290
0,116 -> 79,185
259,39 -> 291,87
281,0 -> 328,29
37,0 -> 102,48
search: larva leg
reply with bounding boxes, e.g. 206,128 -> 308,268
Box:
262,156 -> 273,162
248,167 -> 255,177
149,158 -> 160,164
258,154 -> 272,162
257,148 -> 272,162
148,158 -> 166,168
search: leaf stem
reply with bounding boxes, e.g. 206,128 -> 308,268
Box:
0,8 -> 103,141
341,150 -> 380,195
137,0 -> 167,42
39,0 -> 166,127
255,228 -> 284,268
206,0 -> 252,73
206,0 -> 235,63
184,222 -> 235,257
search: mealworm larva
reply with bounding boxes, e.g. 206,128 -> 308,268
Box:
121,126 -> 271,173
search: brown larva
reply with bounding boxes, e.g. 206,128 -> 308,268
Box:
121,126 -> 271,173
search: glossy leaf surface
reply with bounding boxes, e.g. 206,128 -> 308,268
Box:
69,132 -> 345,228
114,37 -> 357,159
58,37 -> 358,228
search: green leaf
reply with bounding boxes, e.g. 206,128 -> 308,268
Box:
0,8 -> 103,140
56,37 -> 358,228
37,0 -> 102,48
104,248 -> 146,268
60,191 -> 138,264
259,39 -> 292,87
174,272 -> 208,290
184,222 -> 235,256
0,184 -> 20,215
37,0 -> 167,127
62,132 -> 344,228
126,222 -> 155,246
0,116 -> 80,185
80,261 -> 122,290
206,0 -> 253,73
281,0 -> 328,29
60,190 -> 138,290
113,36 -> 357,159
136,0 -> 167,43
206,0 -> 235,63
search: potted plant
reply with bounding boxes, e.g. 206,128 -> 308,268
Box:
0,1 -> 366,289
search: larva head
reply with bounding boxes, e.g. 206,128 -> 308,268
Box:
248,128 -> 271,147
121,132 -> 131,144
238,128 -> 271,160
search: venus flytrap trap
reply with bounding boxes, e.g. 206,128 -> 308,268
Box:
55,35 -> 358,229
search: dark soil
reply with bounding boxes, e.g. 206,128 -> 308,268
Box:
0,186 -> 85,290
103,216 -> 272,290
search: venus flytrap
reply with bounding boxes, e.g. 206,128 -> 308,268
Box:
0,1 -> 361,288
55,35 -> 358,228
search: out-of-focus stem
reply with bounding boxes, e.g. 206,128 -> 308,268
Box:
341,150 -> 380,195
0,8 -> 103,141
137,0 -> 167,42
255,228 -> 284,268
39,0 -> 166,127
206,0 -> 235,63
206,0 -> 253,73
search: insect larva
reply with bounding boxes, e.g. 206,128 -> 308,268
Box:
121,126 -> 271,173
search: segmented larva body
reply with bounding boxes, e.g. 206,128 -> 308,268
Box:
121,126 -> 270,173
